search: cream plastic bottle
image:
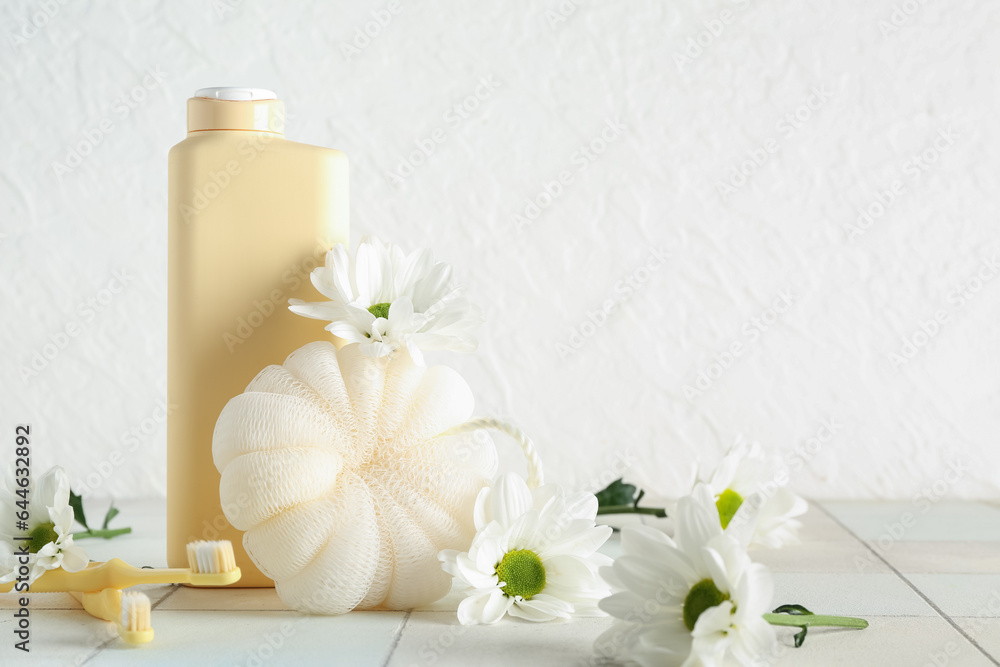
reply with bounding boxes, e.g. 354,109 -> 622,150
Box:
167,88 -> 348,586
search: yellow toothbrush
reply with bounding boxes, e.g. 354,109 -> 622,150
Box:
71,588 -> 154,645
1,540 -> 241,645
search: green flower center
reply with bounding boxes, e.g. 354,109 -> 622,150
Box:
715,488 -> 744,529
367,302 -> 391,319
495,549 -> 546,600
683,578 -> 731,631
28,521 -> 59,554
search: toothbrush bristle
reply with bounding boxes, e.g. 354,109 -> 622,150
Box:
121,591 -> 152,631
186,540 -> 237,574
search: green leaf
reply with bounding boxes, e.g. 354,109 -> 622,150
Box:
69,489 -> 89,530
101,504 -> 120,531
772,603 -> 814,648
772,604 -> 814,616
595,478 -> 639,509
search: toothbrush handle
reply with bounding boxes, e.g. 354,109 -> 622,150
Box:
70,588 -> 121,623
0,559 -> 194,593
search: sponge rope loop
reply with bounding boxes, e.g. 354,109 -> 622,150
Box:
443,417 -> 544,489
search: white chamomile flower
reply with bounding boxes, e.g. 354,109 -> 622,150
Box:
439,473 -> 613,625
288,235 -> 483,365
596,484 -> 776,667
703,437 -> 808,549
0,466 -> 88,585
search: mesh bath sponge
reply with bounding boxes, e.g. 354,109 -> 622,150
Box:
212,341 -> 498,613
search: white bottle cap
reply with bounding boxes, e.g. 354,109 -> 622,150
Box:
194,87 -> 277,101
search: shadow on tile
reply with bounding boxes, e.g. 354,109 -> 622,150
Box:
872,541 -> 1000,574
822,502 -> 1000,542
387,612 -> 615,667
770,617 -> 993,667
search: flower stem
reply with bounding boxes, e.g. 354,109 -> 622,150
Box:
73,527 -> 132,540
596,505 -> 667,518
763,613 -> 869,629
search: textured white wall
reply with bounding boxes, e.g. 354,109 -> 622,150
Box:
2,0 -> 998,501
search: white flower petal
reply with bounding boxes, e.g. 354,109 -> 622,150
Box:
288,236 -> 481,359
620,524 -> 676,553
542,554 -> 609,606
701,544 -> 735,597
691,599 -> 734,637
695,437 -> 810,550
537,521 -> 611,559
619,525 -> 698,584
631,629 -> 693,667
354,241 -> 387,306
323,308 -> 375,335
287,300 -> 344,322
27,561 -> 52,585
509,593 -> 572,622
561,491 -> 599,521
707,441 -> 744,494
411,262 -> 451,311
729,616 -> 778,664
49,505 -> 75,534
457,590 -> 503,625
58,544 -> 89,573
724,495 -> 762,549
34,541 -> 58,559
482,473 -> 533,529
750,487 -> 808,549
313,245 -> 354,303
0,466 -> 89,584
612,555 -> 687,606
478,589 -> 513,625
404,338 -> 425,366
599,564 -> 624,590
501,511 -> 539,553
386,296 -> 414,327
599,590 -> 650,620
674,484 -> 723,567
597,482 -> 780,667
442,476 -> 620,628
438,549 -> 460,577
471,530 -> 505,575
735,562 -> 774,621
471,486 -> 490,531
454,552 -> 499,590
544,553 -> 596,589
394,248 -> 434,301
46,466 -> 70,509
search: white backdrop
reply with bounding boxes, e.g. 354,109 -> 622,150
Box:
2,0 -> 998,501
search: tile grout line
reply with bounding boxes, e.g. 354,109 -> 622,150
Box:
381,609 -> 412,667
814,501 -> 1000,666
80,585 -> 181,665
150,584 -> 181,611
